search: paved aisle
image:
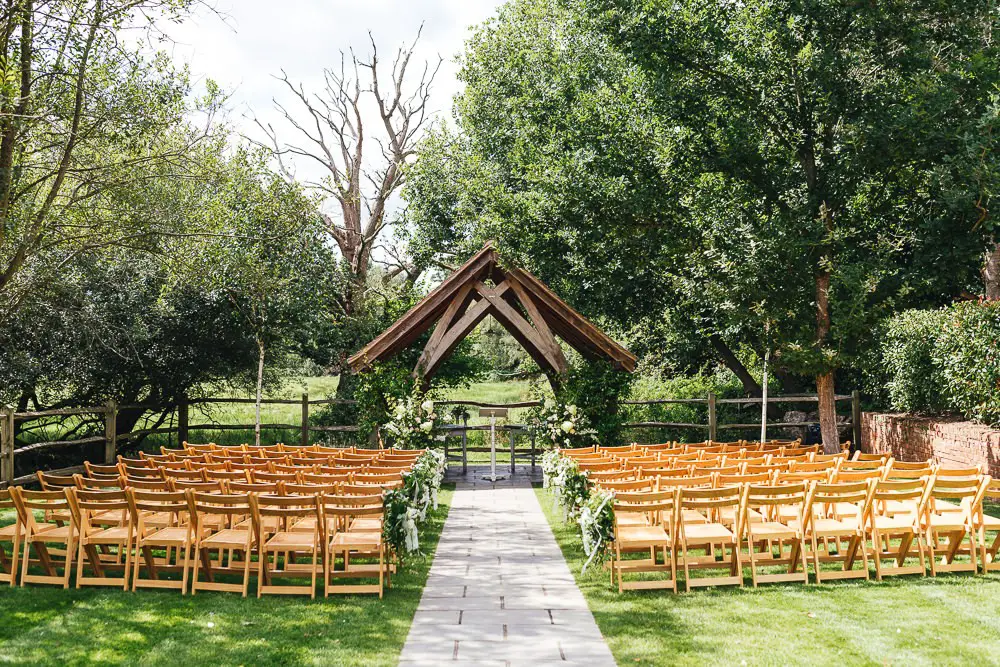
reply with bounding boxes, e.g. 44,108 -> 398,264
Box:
399,469 -> 616,666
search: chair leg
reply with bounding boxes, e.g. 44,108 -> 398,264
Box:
75,538 -> 86,589
191,543 -> 202,595
62,532 -> 75,589
9,529 -> 20,587
19,528 -> 32,586
257,547 -> 266,599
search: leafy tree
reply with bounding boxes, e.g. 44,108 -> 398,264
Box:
0,0 -> 207,316
407,0 -> 999,451
167,147 -> 334,446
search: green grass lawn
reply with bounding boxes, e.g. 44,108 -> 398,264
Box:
0,487 -> 452,666
536,486 -> 1000,666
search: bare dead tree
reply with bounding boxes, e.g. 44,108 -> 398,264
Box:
256,27 -> 441,314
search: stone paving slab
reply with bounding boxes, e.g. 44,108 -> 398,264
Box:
399,468 -> 615,666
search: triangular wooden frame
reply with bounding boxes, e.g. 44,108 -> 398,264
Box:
347,243 -> 636,382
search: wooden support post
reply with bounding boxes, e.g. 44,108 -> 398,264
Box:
104,400 -> 118,464
530,430 -> 536,470
177,397 -> 189,446
707,393 -> 717,443
1,407 -> 14,488
301,393 -> 309,447
461,413 -> 468,474
509,428 -> 516,474
851,390 -> 862,454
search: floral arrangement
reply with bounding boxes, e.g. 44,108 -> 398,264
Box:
532,398 -> 597,449
578,488 -> 615,572
382,384 -> 444,449
541,449 -> 590,518
383,448 -> 447,557
543,449 -> 615,572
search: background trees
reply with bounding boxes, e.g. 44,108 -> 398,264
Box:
406,0 -> 1000,449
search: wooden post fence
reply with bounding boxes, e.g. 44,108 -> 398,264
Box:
1,407 -> 14,487
707,392 -> 717,442
852,390 -> 862,453
177,397 -> 189,445
104,400 -> 118,464
301,393 -> 309,447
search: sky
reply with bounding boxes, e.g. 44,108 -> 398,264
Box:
164,0 -> 507,158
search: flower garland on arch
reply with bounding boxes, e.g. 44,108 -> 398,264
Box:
382,384 -> 445,450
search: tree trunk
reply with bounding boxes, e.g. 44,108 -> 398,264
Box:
816,371 -> 840,454
814,266 -> 839,453
985,241 -> 1000,300
255,339 -> 265,448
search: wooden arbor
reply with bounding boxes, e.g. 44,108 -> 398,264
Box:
348,244 -> 636,383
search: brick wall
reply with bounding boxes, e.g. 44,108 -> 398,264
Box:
861,412 -> 1000,476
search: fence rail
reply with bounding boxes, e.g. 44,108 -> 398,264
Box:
0,389 -> 861,487
0,394 -> 361,487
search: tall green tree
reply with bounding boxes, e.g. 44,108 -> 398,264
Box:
0,1 -> 206,317
406,0 -> 999,451
168,147 -> 334,446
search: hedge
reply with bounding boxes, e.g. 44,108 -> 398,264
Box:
880,299 -> 1000,426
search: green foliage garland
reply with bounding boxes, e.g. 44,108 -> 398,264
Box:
382,449 -> 447,558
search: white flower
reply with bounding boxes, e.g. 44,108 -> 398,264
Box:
420,420 -> 434,433
394,404 -> 407,419
560,420 -> 574,433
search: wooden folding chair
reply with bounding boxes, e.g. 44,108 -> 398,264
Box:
35,472 -> 76,525
324,494 -> 386,597
976,478 -> 1000,573
10,488 -> 76,587
0,489 -> 22,585
127,488 -> 194,592
866,479 -> 928,579
188,491 -> 255,596
922,476 -> 986,576
251,493 -> 322,598
676,486 -> 743,591
741,483 -> 809,586
84,461 -> 125,479
66,488 -> 133,589
714,473 -> 771,527
611,489 -> 677,592
798,480 -> 873,582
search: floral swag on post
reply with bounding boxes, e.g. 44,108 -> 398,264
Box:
381,385 -> 449,558
533,398 -> 598,450
383,449 -> 447,558
541,449 -> 615,574
382,384 -> 446,450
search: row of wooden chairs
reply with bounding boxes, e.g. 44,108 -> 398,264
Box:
606,473 -> 998,592
0,484 -> 391,598
558,449 -> 999,592
66,464 -> 407,489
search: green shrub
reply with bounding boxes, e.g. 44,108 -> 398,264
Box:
935,300 -> 1000,426
881,308 -> 948,414
555,359 -> 633,447
879,300 -> 1000,427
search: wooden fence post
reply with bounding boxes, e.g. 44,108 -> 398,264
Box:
707,393 -> 717,442
851,390 -> 862,454
177,397 -> 189,445
104,400 -> 118,464
461,413 -> 468,474
1,407 -> 14,487
301,393 -> 309,447
509,428 -> 516,474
